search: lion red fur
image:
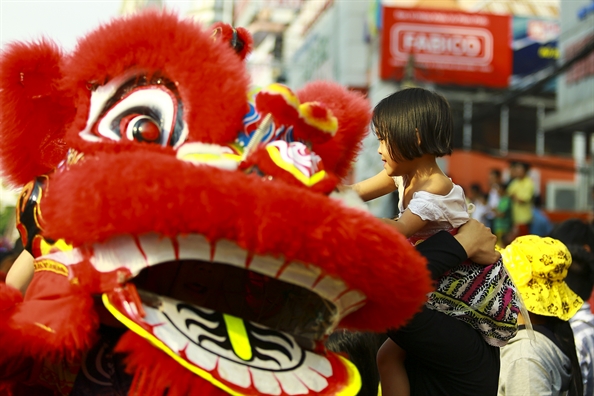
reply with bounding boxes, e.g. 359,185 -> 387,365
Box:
116,332 -> 228,396
1,271 -> 99,363
60,10 -> 250,152
0,10 -> 432,396
41,150 -> 430,332
0,40 -> 74,186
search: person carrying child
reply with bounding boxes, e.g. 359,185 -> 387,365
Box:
350,88 -> 520,396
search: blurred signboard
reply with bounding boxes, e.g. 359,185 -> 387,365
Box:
380,7 -> 512,88
565,33 -> 594,85
512,16 -> 559,87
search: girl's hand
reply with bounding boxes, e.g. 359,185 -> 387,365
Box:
455,219 -> 500,265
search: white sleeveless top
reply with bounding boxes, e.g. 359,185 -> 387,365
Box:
393,176 -> 470,239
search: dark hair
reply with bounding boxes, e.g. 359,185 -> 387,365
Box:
491,169 -> 502,179
469,183 -> 487,201
549,218 -> 594,252
326,331 -> 387,396
511,161 -> 531,172
549,218 -> 594,300
564,244 -> 594,300
372,88 -> 453,162
470,183 -> 483,194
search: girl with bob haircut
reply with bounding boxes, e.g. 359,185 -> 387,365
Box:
373,87 -> 452,163
350,88 -> 520,396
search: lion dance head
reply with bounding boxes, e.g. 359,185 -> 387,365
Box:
0,11 -> 430,396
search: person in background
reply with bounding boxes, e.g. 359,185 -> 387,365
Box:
588,186 -> 594,225
492,182 -> 512,247
498,236 -> 583,396
486,169 -> 502,229
468,183 -> 490,227
506,161 -> 534,238
550,219 -> 594,396
530,195 -> 553,237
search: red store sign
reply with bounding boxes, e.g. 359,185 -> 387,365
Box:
381,7 -> 512,88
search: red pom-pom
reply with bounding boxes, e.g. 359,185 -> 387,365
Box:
210,22 -> 253,60
254,84 -> 300,127
294,101 -> 338,144
0,40 -> 74,187
297,82 -> 372,179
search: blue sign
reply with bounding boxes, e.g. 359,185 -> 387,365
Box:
512,16 -> 560,88
578,1 -> 594,20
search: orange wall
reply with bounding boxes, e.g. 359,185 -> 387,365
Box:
447,150 -> 577,204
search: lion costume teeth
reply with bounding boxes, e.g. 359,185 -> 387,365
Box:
0,10 -> 431,396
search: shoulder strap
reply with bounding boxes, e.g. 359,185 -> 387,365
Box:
519,324 -> 563,351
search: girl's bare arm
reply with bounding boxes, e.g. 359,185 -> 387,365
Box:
382,209 -> 428,239
350,170 -> 397,202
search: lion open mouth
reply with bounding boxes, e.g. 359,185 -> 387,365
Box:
42,233 -> 365,395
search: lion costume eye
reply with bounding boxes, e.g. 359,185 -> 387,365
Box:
94,88 -> 175,146
80,74 -> 188,148
124,115 -> 162,143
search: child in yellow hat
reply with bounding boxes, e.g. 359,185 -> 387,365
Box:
499,235 -> 583,396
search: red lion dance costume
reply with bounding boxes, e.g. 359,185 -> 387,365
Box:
0,11 -> 431,396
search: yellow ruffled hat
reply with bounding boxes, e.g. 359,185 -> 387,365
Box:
501,235 -> 583,321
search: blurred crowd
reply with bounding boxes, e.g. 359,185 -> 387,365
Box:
467,161 -> 556,248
